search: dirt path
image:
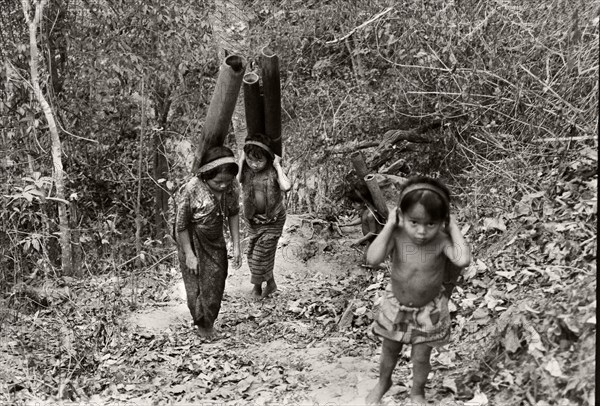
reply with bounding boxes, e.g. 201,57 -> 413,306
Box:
125,214 -> 416,405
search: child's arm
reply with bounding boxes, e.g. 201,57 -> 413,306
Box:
351,232 -> 377,247
273,155 -> 292,192
228,213 -> 241,269
340,217 -> 362,227
443,214 -> 471,268
352,210 -> 380,246
366,206 -> 397,266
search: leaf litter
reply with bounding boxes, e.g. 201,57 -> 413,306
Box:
1,148 -> 596,405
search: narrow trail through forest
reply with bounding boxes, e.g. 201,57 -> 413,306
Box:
122,214 -> 440,405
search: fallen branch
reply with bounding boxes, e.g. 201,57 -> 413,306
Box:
330,141 -> 379,155
534,136 -> 597,143
378,120 -> 442,147
329,121 -> 441,155
326,7 -> 393,45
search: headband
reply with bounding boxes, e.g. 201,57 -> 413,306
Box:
244,140 -> 274,157
399,183 -> 449,206
198,156 -> 238,174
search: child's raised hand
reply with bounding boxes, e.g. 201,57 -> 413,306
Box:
447,214 -> 459,230
273,154 -> 282,168
387,206 -> 400,227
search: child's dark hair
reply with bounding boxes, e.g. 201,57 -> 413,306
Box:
199,146 -> 238,180
398,176 -> 451,222
243,133 -> 274,163
344,173 -> 374,205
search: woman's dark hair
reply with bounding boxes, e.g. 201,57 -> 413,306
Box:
398,176 -> 451,222
199,146 -> 238,180
243,133 -> 274,163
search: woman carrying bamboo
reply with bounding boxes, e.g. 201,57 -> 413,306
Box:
175,146 -> 242,339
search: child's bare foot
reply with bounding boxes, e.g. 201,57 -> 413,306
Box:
196,326 -> 216,340
252,284 -> 262,300
408,393 -> 427,405
261,279 -> 277,298
365,379 -> 392,405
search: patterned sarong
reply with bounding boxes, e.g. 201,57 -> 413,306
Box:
372,283 -> 450,346
245,212 -> 286,284
174,177 -> 239,329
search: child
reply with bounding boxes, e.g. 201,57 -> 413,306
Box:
365,176 -> 471,404
239,133 -> 291,299
343,179 -> 384,267
174,146 -> 242,339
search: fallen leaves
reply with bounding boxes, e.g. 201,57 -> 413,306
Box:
544,357 -> 564,378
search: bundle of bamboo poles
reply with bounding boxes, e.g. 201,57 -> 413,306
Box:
191,47 -> 284,172
243,46 -> 283,157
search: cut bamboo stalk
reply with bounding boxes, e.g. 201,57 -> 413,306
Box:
350,151 -> 388,223
243,72 -> 265,139
260,47 -> 282,157
193,54 -> 247,172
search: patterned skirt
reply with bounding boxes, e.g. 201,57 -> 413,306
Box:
178,225 -> 227,329
372,283 -> 450,346
245,213 -> 286,284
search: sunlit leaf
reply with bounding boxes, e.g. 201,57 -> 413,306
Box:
544,357 -> 564,377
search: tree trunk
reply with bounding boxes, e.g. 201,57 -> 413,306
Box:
69,201 -> 82,277
153,83 -> 171,238
153,131 -> 169,238
44,0 -> 68,98
135,77 -> 146,276
22,0 -> 73,276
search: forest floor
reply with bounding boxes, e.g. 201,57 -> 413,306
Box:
1,147 -> 597,406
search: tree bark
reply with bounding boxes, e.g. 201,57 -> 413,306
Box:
22,0 -> 73,276
44,0 -> 68,98
153,130 -> 169,237
153,83 -> 171,238
135,77 -> 146,275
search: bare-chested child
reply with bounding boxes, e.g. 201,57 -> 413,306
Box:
365,176 -> 471,405
238,133 -> 292,300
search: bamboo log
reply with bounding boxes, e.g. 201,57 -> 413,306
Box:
192,54 -> 247,172
260,47 -> 282,156
365,174 -> 389,222
243,72 -> 265,139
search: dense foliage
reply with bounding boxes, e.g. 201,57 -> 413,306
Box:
1,0 -> 218,282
